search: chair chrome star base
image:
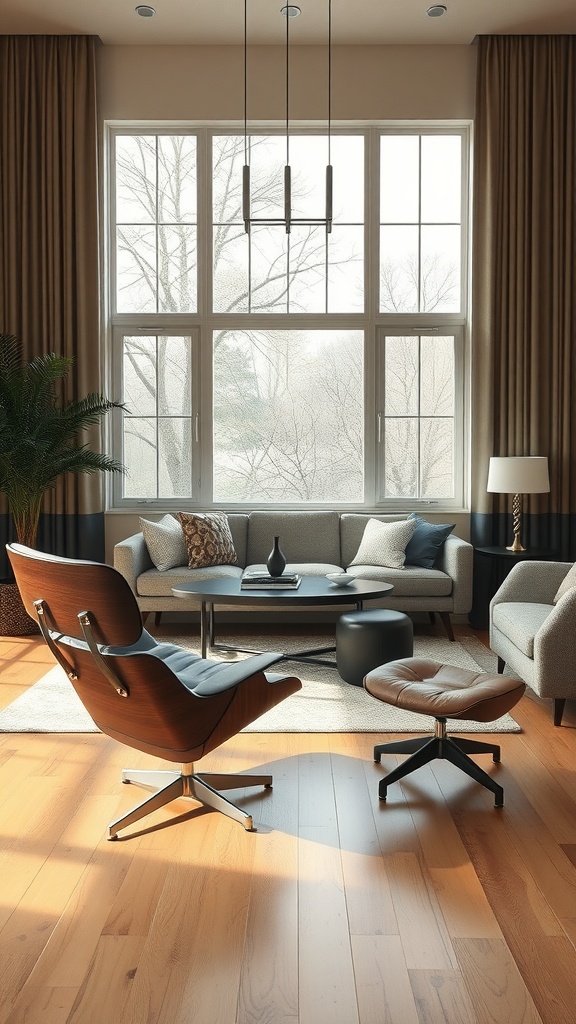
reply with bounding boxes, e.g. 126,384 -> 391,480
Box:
109,762 -> 274,838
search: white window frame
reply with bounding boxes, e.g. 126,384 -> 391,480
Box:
105,120 -> 471,513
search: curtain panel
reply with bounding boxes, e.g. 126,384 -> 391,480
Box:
471,35 -> 576,563
0,35 -> 104,574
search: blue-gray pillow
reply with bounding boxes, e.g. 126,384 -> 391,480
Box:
404,514 -> 455,568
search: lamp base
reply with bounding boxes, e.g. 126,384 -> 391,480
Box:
506,540 -> 526,553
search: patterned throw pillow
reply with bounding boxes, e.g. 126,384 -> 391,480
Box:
553,562 -> 576,604
140,514 -> 188,572
348,518 -> 416,570
177,511 -> 238,569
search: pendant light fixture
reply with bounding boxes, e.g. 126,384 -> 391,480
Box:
242,0 -> 333,235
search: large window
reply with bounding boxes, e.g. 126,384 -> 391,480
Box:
108,125 -> 469,510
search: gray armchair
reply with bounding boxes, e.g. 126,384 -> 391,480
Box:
489,560 -> 576,725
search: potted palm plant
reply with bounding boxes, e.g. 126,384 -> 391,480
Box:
0,333 -> 124,634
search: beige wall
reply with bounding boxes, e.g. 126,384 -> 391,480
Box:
98,43 -> 476,121
101,42 -> 476,560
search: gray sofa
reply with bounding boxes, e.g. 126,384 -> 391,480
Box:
114,511 -> 473,640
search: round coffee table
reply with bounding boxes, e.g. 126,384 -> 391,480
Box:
172,576 -> 393,663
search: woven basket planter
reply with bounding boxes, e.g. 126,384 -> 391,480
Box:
0,581 -> 39,636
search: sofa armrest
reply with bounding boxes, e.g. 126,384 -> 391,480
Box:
114,532 -> 153,594
490,560 -> 572,609
435,534 -> 473,614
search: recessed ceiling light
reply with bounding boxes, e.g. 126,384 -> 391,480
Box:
281,5 -> 301,17
135,5 -> 156,17
427,4 -> 447,16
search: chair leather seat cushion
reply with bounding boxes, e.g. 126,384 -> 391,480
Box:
364,658 -> 525,722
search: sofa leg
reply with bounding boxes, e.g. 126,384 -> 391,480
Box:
154,612 -> 162,628
497,656 -> 505,674
141,611 -> 150,625
553,699 -> 566,727
429,612 -> 436,624
439,612 -> 455,642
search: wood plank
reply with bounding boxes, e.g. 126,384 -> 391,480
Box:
453,937 -> 544,1024
352,934 -> 420,1024
409,968 -> 477,1024
385,852 -> 458,971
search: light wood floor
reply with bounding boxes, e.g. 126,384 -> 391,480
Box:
2,626 -> 576,1024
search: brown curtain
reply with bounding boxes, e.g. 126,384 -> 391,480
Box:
471,35 -> 576,562
0,35 -> 104,572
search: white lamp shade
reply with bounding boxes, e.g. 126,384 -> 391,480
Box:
486,456 -> 550,494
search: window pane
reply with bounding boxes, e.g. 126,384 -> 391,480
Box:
213,134 -> 364,314
123,419 -> 157,499
251,226 -> 289,313
158,418 -> 192,497
124,336 -> 156,416
158,226 -> 197,313
117,226 -> 157,313
114,135 -> 197,314
384,419 -> 418,497
327,227 -> 364,313
380,332 -> 457,500
385,336 -> 418,415
158,135 -> 196,222
380,136 -> 419,223
420,225 -> 460,312
421,135 -> 461,223
379,133 -> 462,314
420,336 -> 454,416
213,330 -> 364,502
121,334 -> 194,499
421,418 -> 453,498
380,226 -> 419,312
116,136 -> 156,223
213,226 -> 249,312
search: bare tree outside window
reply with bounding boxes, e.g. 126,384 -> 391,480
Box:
213,330 -> 364,502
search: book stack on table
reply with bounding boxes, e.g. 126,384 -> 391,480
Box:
241,571 -> 301,589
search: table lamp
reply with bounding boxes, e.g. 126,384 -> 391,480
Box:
486,456 -> 550,552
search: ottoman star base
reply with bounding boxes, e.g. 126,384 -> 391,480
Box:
364,658 -> 525,807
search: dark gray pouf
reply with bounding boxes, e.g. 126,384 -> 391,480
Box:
336,609 -> 414,686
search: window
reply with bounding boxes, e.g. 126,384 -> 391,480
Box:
108,125 -> 469,510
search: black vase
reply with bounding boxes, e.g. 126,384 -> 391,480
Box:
267,536 -> 286,577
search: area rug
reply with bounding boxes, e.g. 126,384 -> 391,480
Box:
0,630 -> 520,734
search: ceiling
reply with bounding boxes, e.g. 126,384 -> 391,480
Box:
2,0 -> 576,47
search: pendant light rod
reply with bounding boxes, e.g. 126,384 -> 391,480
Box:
242,0 -> 333,235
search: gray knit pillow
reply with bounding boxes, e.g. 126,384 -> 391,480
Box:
140,515 -> 188,572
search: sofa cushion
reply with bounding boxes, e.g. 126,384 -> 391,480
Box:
349,518 -> 415,570
553,562 -> 576,604
404,513 -> 455,568
345,564 -> 453,598
492,602 -> 553,658
137,564 -> 243,596
140,514 -> 188,571
177,511 -> 238,569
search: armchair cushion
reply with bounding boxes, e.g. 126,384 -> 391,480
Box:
492,602 -> 553,658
